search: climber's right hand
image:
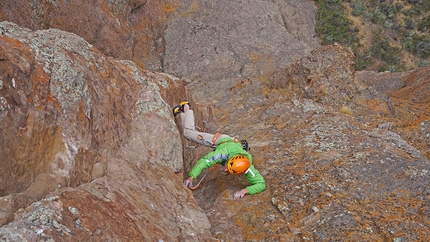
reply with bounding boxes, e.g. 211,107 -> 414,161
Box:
184,177 -> 194,187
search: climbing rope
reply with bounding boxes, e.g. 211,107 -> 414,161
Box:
187,169 -> 208,190
187,164 -> 221,190
186,132 -> 222,190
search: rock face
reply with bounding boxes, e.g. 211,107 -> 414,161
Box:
0,22 -> 211,241
190,45 -> 430,241
162,0 -> 319,87
1,0 -> 430,241
0,0 -> 319,94
0,0 -> 178,71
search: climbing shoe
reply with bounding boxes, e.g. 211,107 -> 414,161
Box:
179,101 -> 189,109
172,105 -> 182,116
172,101 -> 190,116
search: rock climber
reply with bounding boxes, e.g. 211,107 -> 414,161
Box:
173,101 -> 266,200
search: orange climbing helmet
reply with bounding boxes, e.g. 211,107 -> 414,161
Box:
227,155 -> 250,175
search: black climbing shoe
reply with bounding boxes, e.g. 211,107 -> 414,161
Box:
172,101 -> 190,116
179,101 -> 189,110
172,105 -> 182,116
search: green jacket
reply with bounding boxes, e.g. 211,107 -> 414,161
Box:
188,137 -> 266,195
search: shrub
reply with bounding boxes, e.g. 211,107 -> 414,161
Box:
402,32 -> 429,55
418,16 -> 430,32
422,0 -> 430,11
372,7 -> 386,24
314,0 -> 358,46
405,18 -> 415,30
363,11 -> 373,22
371,37 -> 400,64
419,59 -> 430,67
340,106 -> 353,115
313,0 -> 430,71
395,3 -> 404,12
351,2 -> 365,16
380,3 -> 397,19
403,6 -> 421,16
354,51 -> 373,70
387,65 -> 397,72
417,41 -> 430,58
383,20 -> 393,29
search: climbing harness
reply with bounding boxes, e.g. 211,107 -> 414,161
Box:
212,132 -> 221,145
197,134 -> 213,147
197,132 -> 221,148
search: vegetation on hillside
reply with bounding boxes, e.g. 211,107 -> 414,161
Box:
313,0 -> 430,72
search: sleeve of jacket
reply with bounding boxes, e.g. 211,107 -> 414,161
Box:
244,164 -> 266,194
188,149 -> 229,179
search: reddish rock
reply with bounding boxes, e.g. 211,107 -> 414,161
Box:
0,0 -> 180,70
190,45 -> 430,241
0,22 -> 211,240
0,0 -> 429,240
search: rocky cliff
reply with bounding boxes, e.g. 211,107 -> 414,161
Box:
0,22 -> 211,241
1,0 -> 430,241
